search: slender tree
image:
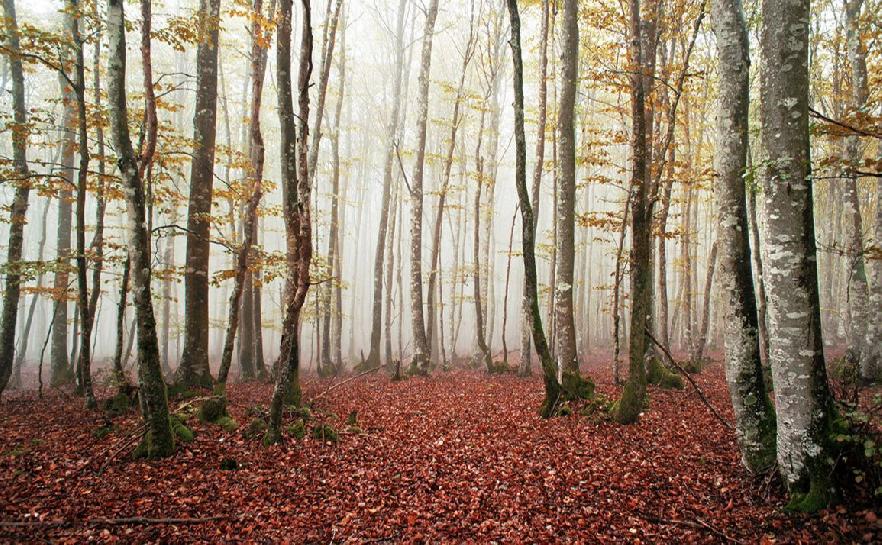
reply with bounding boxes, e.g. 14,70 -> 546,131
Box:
407,0 -> 440,372
106,0 -> 175,457
0,0 -> 33,397
363,0 -> 408,369
614,0 -> 651,424
554,0 -> 594,399
266,0 -> 313,444
506,0 -> 561,417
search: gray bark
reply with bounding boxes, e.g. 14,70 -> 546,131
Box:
107,0 -> 175,457
759,0 -> 835,507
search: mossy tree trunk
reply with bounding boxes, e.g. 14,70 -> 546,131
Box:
711,0 -> 777,473
614,0 -> 651,425
506,0 -> 562,416
555,0 -> 594,400
266,0 -> 313,444
106,0 -> 174,458
759,0 -> 836,511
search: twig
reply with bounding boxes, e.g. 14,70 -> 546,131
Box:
0,515 -> 230,528
645,328 -> 735,431
809,107 -> 882,140
97,425 -> 147,475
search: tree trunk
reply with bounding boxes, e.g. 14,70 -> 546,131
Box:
178,0 -> 222,388
12,201 -> 50,388
320,16 -> 346,376
51,31 -> 76,387
307,0 -> 343,183
0,0 -> 33,397
267,0 -> 313,444
759,0 -> 836,509
107,0 -> 174,457
66,0 -> 96,408
363,0 -> 408,369
712,0 -> 776,473
472,111 -> 493,372
407,0 -> 439,372
614,0 -> 651,425
554,0 -> 592,399
425,14 -> 476,366
506,0 -> 561,416
690,240 -> 717,366
843,0 -> 873,378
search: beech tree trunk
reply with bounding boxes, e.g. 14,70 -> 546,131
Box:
506,0 -> 561,417
759,0 -> 836,510
521,0 -> 550,375
554,0 -> 592,399
267,0 -> 313,444
712,0 -> 776,473
407,0 -> 439,372
614,0 -> 651,425
0,0 -> 33,397
107,0 -> 175,458
178,0 -> 222,388
363,0 -> 407,369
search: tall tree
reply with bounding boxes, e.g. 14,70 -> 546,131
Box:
520,0 -> 550,375
67,0 -> 95,408
614,0 -> 651,425
506,0 -> 562,417
106,0 -> 175,457
711,0 -> 777,469
363,0 -> 408,369
0,0 -> 33,397
759,0 -> 836,511
554,0 -> 593,399
51,8 -> 76,386
266,0 -> 313,444
407,0 -> 440,372
178,0 -> 222,388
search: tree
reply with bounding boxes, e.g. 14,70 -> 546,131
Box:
363,0 -> 408,370
711,0 -> 777,471
178,0 -> 222,388
266,0 -> 313,444
554,0 -> 594,399
106,0 -> 175,458
407,0 -> 440,372
759,0 -> 836,511
0,0 -> 33,398
506,0 -> 562,417
613,0 -> 651,425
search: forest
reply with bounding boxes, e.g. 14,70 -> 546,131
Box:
0,0 -> 881,541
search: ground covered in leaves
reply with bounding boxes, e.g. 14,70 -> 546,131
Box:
1,362 -> 880,544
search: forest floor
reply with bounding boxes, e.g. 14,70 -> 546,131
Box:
1,359 -> 880,544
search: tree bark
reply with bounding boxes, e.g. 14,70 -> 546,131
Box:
363,0 -> 408,369
106,0 -> 175,457
506,0 -> 561,417
759,0 -> 835,509
614,0 -> 651,425
554,0 -> 593,398
267,0 -> 313,444
178,0 -> 222,388
0,0 -> 33,397
711,0 -> 776,473
407,0 -> 439,372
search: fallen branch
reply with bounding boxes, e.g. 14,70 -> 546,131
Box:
0,515 -> 230,528
311,364 -> 389,404
645,328 -> 735,431
637,510 -> 744,544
